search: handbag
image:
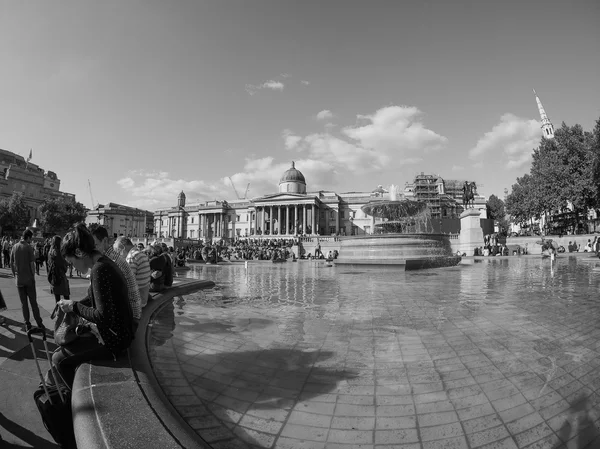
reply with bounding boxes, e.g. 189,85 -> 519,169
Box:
52,304 -> 80,346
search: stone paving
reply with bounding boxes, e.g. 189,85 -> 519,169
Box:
148,257 -> 600,449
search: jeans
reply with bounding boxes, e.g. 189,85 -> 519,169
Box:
17,284 -> 43,328
52,338 -> 113,388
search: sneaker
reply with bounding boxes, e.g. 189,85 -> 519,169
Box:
25,323 -> 33,332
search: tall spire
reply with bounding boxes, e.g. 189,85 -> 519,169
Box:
533,89 -> 554,139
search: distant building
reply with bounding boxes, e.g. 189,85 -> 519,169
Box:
86,203 -> 154,238
404,173 -> 487,219
0,148 -> 75,223
152,163 -> 487,242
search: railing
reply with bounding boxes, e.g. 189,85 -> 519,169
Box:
299,236 -> 342,243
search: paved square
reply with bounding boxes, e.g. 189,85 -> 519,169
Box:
149,258 -> 600,448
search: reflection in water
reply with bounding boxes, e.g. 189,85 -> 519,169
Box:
151,260 -> 600,448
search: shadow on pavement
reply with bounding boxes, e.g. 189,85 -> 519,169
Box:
0,411 -> 59,448
0,322 -> 57,362
553,395 -> 600,448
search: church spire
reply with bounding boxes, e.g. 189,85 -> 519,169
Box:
533,89 -> 554,139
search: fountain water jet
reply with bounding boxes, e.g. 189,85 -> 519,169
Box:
335,186 -> 461,270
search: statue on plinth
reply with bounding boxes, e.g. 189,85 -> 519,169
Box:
462,181 -> 477,210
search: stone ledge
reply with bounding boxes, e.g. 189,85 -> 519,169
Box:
72,279 -> 215,449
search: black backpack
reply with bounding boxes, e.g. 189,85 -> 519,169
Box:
47,259 -> 61,286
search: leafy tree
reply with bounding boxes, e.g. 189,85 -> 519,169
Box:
506,174 -> 537,227
487,194 -> 508,232
507,117 -> 600,234
38,197 -> 87,236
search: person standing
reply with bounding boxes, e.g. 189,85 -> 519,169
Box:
10,229 -> 44,331
47,235 -> 70,302
2,237 -> 11,268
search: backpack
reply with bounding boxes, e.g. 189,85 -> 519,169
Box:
47,259 -> 61,286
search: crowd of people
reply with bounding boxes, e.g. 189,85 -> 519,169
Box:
0,225 -> 185,393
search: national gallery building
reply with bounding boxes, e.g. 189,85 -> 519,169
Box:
153,163 -> 486,242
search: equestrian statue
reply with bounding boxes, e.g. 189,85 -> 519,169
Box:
462,181 -> 477,210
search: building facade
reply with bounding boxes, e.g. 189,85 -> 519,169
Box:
86,203 -> 154,238
152,163 -> 485,242
0,148 -> 75,222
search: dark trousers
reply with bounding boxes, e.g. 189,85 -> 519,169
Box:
52,338 -> 113,388
2,250 -> 9,267
54,294 -> 70,303
17,284 -> 43,328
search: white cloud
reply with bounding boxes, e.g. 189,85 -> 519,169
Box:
451,165 -> 464,171
469,113 -> 541,169
282,105 -> 446,173
301,80 -> 310,85
343,106 -> 447,154
262,80 -> 284,91
117,171 -> 223,209
117,177 -> 134,189
282,129 -> 302,150
280,73 -> 291,78
245,79 -> 285,95
316,109 -> 334,120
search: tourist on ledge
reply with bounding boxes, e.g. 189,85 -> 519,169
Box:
55,224 -> 134,387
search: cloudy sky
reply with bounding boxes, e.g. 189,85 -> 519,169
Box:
1,0 -> 599,210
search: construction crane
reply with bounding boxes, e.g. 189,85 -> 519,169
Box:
228,177 -> 251,200
88,179 -> 97,209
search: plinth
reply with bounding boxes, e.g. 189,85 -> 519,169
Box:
458,209 -> 484,256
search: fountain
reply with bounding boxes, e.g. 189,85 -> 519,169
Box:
335,185 -> 461,270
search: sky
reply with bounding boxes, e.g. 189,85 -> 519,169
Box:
1,0 -> 599,210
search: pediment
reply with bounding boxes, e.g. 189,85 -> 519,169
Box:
254,193 -> 314,202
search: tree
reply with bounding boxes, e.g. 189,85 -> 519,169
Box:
487,194 -> 508,233
506,174 -> 537,228
38,197 -> 87,236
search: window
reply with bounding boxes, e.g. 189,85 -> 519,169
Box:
189,230 -> 195,238
191,217 -> 194,224
329,226 -> 335,235
236,215 -> 240,222
330,211 -> 335,220
340,211 -> 345,219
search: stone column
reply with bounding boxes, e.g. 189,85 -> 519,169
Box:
458,209 -> 484,256
312,205 -> 317,235
371,214 -> 375,235
303,205 -> 307,235
336,208 -> 340,235
269,206 -> 273,235
254,208 -> 258,234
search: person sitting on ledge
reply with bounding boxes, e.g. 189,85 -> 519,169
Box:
92,227 -> 141,333
54,224 -> 134,388
148,245 -> 167,292
113,237 -> 151,309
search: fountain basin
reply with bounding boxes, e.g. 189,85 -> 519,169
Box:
334,233 -> 460,270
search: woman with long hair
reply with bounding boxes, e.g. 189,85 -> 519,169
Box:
53,224 -> 134,387
48,235 -> 70,303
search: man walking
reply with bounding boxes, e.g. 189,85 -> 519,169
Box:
10,229 -> 44,331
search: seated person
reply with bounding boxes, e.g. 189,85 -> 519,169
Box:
148,245 -> 167,292
53,224 -> 134,388
483,247 -> 490,257
568,241 -> 574,252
